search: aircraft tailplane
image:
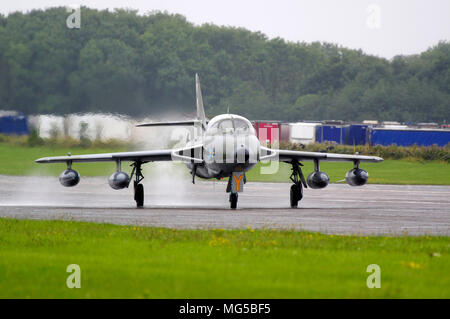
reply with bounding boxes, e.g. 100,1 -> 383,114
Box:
136,120 -> 200,127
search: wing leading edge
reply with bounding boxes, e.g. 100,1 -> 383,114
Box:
261,147 -> 383,163
36,142 -> 205,164
35,149 -> 174,164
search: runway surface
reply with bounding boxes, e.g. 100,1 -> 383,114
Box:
0,175 -> 449,235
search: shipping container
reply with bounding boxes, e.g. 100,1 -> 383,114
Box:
0,115 -> 29,135
67,114 -> 132,141
29,114 -> 133,140
254,122 -> 280,145
289,123 -> 320,145
345,124 -> 369,145
316,125 -> 346,144
251,121 -> 290,144
370,128 -> 450,147
363,120 -> 378,125
28,115 -> 65,139
416,123 -> 439,129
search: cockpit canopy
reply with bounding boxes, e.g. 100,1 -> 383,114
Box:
207,115 -> 255,135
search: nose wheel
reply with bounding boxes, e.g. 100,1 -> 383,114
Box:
227,173 -> 244,209
229,193 -> 238,209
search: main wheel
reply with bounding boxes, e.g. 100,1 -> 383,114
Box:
290,184 -> 303,208
134,183 -> 144,208
230,193 -> 238,209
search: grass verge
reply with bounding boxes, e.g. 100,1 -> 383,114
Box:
0,218 -> 449,298
0,144 -> 125,176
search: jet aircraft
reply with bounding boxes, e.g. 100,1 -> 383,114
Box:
36,75 -> 383,209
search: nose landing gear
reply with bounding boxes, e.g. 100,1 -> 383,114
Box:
226,172 -> 245,209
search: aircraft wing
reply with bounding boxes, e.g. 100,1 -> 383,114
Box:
261,147 -> 383,163
36,145 -> 204,164
35,149 -> 174,164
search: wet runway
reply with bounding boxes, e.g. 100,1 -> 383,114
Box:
0,175 -> 449,235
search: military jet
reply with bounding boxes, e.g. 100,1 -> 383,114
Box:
36,74 -> 383,209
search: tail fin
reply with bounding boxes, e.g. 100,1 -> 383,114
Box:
195,74 -> 207,130
137,74 -> 207,134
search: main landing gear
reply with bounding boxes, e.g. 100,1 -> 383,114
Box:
130,161 -> 145,208
289,160 -> 307,208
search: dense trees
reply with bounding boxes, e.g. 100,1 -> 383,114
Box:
0,7 -> 448,122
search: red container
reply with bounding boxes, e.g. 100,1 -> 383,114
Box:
257,122 -> 280,145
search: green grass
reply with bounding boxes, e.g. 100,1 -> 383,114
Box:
0,144 -> 125,176
0,218 -> 449,298
0,144 -> 449,185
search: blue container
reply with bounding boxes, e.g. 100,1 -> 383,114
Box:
316,125 -> 345,144
371,128 -> 450,147
0,115 -> 29,135
346,125 -> 369,145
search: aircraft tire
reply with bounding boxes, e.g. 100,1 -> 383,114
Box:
135,183 -> 144,208
230,193 -> 238,209
290,184 -> 302,208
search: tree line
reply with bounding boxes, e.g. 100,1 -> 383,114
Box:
0,7 -> 449,123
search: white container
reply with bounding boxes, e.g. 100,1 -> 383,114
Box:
289,122 -> 321,144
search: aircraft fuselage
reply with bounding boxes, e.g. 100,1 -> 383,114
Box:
185,114 -> 260,179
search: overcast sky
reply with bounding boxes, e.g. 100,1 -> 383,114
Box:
1,0 -> 449,59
